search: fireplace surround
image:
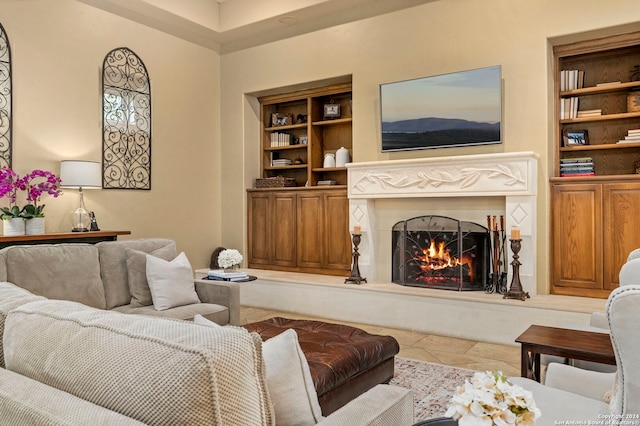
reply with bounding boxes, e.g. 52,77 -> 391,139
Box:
346,151 -> 539,296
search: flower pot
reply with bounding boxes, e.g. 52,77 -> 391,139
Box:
3,218 -> 25,236
224,264 -> 240,273
25,217 -> 45,235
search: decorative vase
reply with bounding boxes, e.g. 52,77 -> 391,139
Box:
3,218 -> 25,236
323,153 -> 336,168
25,217 -> 45,235
336,147 -> 350,167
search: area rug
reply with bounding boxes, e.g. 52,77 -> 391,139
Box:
389,357 -> 477,421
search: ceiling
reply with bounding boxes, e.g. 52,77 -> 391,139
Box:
78,0 -> 437,53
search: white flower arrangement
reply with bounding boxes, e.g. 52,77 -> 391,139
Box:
445,371 -> 541,426
217,248 -> 243,269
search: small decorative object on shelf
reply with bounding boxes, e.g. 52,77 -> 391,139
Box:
323,152 -> 336,168
323,99 -> 341,119
446,370 -> 541,425
336,146 -> 350,167
504,229 -> 530,301
345,226 -> 366,285
217,248 -> 243,272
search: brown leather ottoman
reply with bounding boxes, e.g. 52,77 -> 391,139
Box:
244,317 -> 399,416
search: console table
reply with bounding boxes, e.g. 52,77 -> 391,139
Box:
0,230 -> 131,249
515,324 -> 615,382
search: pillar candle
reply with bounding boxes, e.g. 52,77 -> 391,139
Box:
511,228 -> 520,239
353,226 -> 361,234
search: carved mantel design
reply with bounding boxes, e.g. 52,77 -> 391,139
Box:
346,151 -> 539,294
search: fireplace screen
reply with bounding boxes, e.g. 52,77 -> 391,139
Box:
392,215 -> 488,290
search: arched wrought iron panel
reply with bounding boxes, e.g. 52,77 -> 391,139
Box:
0,23 -> 12,168
102,47 -> 151,189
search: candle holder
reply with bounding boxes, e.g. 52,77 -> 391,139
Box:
345,233 -> 367,284
504,238 -> 530,301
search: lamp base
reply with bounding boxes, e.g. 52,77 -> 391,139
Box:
71,227 -> 90,232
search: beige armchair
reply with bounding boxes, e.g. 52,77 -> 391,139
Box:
510,284 -> 640,423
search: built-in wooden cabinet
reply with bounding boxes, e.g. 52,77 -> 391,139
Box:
551,32 -> 640,298
260,83 -> 352,187
247,187 -> 351,276
551,179 -> 640,298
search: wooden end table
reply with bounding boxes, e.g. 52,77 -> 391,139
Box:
515,324 -> 615,382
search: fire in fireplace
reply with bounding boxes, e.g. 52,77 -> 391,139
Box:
391,215 -> 489,290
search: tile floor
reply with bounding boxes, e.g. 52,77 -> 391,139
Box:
241,306 -> 521,377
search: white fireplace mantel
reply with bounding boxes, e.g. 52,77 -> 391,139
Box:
346,151 -> 539,295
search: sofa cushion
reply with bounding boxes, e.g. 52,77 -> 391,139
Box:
0,367 -> 145,425
195,314 -> 323,426
0,244 -> 105,309
146,252 -> 200,311
113,302 -> 229,324
126,243 -> 177,307
0,282 -> 46,368
4,299 -> 275,425
96,238 -> 176,309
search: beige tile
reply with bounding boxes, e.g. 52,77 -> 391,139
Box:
413,335 -> 478,354
465,342 -> 521,364
397,347 -> 441,363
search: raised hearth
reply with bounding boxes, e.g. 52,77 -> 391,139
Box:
346,151 -> 539,295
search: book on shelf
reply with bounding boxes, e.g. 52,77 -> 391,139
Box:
560,97 -> 579,119
596,81 -> 622,87
560,164 -> 594,169
560,157 -> 593,164
616,129 -> 640,144
560,69 -> 584,91
561,172 -> 595,177
207,269 -> 249,281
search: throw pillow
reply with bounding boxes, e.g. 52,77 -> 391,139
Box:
146,252 -> 200,311
194,315 -> 322,426
126,243 -> 177,307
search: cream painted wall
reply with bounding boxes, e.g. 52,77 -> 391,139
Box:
0,0 -> 221,269
220,0 -> 640,293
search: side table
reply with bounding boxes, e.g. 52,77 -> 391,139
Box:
515,324 -> 615,382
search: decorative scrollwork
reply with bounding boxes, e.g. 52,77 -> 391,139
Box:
353,165 -> 524,193
102,47 -> 150,189
0,23 -> 12,168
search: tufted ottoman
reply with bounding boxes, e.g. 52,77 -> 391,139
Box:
243,317 -> 399,416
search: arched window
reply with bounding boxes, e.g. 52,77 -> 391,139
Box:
0,23 -> 12,168
102,47 -> 151,189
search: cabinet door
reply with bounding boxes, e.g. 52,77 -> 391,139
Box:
323,191 -> 351,271
247,192 -> 271,267
551,183 -> 603,293
271,192 -> 297,267
296,192 -> 324,269
603,182 -> 640,290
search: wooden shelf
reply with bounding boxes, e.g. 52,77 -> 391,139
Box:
560,111 -> 640,124
311,167 -> 347,172
311,118 -> 353,126
264,164 -> 308,170
560,80 -> 640,97
0,230 -> 131,249
264,145 -> 307,151
265,123 -> 307,132
560,142 -> 640,151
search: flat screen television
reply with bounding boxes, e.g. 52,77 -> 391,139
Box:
380,65 -> 502,152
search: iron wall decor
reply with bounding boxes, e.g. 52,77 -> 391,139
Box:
102,47 -> 151,190
0,22 -> 12,168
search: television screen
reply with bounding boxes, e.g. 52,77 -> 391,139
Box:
380,65 -> 502,152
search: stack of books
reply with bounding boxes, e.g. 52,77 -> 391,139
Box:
207,269 -> 249,282
577,109 -> 602,118
617,129 -> 640,144
270,132 -> 293,147
560,97 -> 579,119
560,157 -> 594,177
271,159 -> 292,167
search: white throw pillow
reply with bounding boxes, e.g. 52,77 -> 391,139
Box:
194,315 -> 323,425
146,252 -> 200,311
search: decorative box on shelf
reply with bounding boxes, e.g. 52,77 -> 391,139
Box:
255,176 -> 296,188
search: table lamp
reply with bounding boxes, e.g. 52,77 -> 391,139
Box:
59,160 -> 102,232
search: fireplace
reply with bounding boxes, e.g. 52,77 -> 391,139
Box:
391,215 -> 488,291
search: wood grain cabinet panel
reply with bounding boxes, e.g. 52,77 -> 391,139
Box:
247,188 -> 350,276
551,181 -> 640,298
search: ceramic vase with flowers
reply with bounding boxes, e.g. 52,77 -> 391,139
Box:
217,248 -> 243,272
0,167 -> 62,236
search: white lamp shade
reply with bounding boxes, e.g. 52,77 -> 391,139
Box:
60,161 -> 102,189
